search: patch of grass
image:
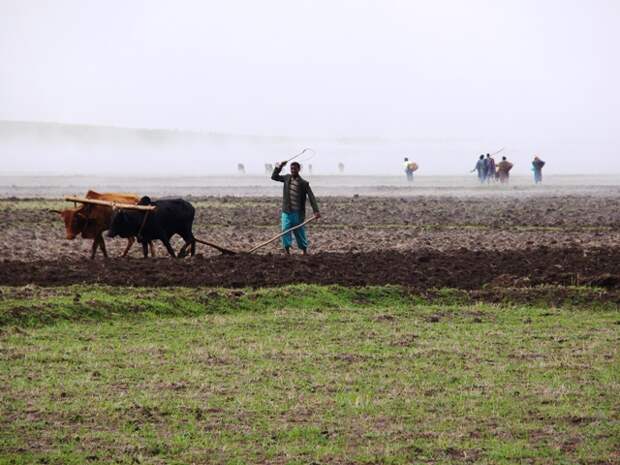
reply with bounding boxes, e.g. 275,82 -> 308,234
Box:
0,285 -> 619,464
0,285 -> 411,327
425,286 -> 620,311
1,284 -> 616,328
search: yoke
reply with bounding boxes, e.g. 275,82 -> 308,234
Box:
64,196 -> 157,211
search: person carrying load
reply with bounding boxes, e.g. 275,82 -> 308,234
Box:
403,157 -> 418,182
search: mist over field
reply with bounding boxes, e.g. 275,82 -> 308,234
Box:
1,1 -> 619,176
1,120 -> 618,176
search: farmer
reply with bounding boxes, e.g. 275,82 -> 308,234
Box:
271,161 -> 320,255
497,156 -> 514,184
532,156 -> 546,184
472,155 -> 486,183
485,153 -> 496,183
403,157 -> 417,182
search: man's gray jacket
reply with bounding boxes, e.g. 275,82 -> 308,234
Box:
271,166 -> 319,220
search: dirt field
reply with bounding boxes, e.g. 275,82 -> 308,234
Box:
2,193 -> 620,465
1,195 -> 619,290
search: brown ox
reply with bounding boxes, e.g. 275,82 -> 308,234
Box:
53,190 -> 154,259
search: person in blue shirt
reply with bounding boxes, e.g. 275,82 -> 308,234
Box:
471,155 -> 486,183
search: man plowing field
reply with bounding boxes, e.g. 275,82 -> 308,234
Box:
271,161 -> 320,255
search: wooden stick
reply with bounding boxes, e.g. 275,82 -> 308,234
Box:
64,196 -> 156,211
247,216 -> 317,254
194,238 -> 237,255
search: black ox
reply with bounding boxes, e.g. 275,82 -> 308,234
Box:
108,197 -> 198,258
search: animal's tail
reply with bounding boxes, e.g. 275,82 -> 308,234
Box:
193,237 -> 237,255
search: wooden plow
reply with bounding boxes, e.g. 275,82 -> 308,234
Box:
246,216 -> 317,254
63,197 -> 318,256
64,196 -> 237,255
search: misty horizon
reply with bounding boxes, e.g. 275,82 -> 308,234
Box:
1,119 -> 618,176
1,1 -> 619,176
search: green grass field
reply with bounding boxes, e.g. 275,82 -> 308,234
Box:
1,285 -> 619,464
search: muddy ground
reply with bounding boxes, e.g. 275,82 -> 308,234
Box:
0,195 -> 619,290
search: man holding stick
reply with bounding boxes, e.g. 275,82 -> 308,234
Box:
271,160 -> 320,255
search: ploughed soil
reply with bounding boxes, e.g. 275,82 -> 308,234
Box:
0,195 -> 619,290
0,248 -> 619,290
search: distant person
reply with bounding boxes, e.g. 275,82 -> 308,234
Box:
264,163 -> 273,175
237,163 -> 246,175
471,155 -> 486,183
271,160 -> 320,255
485,153 -> 496,183
497,156 -> 514,184
338,162 -> 345,174
403,157 -> 418,182
532,156 -> 546,184
308,164 -> 313,175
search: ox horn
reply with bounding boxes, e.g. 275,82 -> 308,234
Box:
49,209 -> 62,214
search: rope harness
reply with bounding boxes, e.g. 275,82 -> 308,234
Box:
137,210 -> 151,242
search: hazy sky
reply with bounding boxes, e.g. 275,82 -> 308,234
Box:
1,0 -> 619,174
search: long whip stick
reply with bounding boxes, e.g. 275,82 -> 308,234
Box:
285,148 -> 315,164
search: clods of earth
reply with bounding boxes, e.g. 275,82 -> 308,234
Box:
0,195 -> 619,290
